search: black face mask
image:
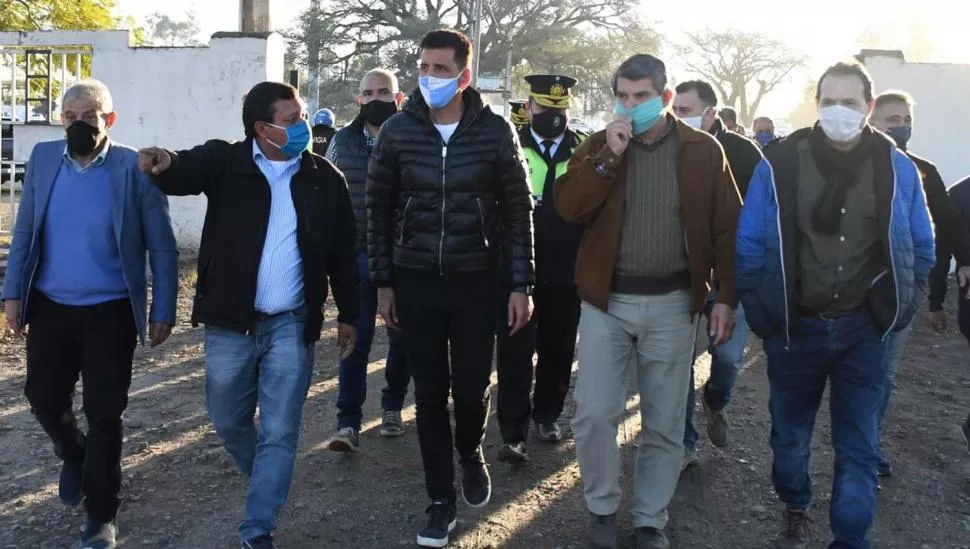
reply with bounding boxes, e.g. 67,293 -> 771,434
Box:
531,110 -> 567,139
66,120 -> 101,156
361,100 -> 399,127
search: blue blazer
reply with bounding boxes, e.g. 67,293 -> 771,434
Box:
1,140 -> 178,343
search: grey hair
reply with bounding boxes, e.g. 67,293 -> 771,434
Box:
360,69 -> 400,93
612,54 -> 668,94
62,79 -> 114,113
875,89 -> 916,110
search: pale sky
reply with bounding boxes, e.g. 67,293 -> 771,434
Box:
116,0 -> 970,121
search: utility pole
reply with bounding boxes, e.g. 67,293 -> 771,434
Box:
469,0 -> 483,87
240,0 -> 272,32
306,0 -> 322,112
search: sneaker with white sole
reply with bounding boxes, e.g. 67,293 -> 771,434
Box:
379,410 -> 405,437
325,426 -> 360,452
416,500 -> 457,548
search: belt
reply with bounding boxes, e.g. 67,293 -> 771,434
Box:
796,305 -> 861,321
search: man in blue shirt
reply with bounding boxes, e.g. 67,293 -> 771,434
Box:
2,79 -> 179,549
138,81 -> 359,549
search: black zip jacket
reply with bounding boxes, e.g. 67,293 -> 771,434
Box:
928,167 -> 970,311
150,138 -> 359,343
712,119 -> 764,198
366,87 -> 535,291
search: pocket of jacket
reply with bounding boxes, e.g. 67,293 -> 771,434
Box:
476,198 -> 490,248
865,268 -> 895,334
398,196 -> 413,244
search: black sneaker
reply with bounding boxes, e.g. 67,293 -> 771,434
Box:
416,500 -> 457,548
460,453 -> 491,508
497,441 -> 529,465
60,459 -> 84,506
242,534 -> 277,549
78,519 -> 117,549
535,421 -> 563,443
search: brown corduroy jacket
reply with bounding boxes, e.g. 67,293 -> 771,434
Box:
554,116 -> 742,314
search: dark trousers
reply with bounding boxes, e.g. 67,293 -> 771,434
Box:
394,269 -> 496,503
764,311 -> 886,549
337,252 -> 410,429
496,283 -> 580,443
960,290 -> 970,348
23,293 -> 137,523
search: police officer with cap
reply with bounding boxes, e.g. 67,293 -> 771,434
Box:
509,100 -> 529,130
496,73 -> 585,464
311,108 -> 337,156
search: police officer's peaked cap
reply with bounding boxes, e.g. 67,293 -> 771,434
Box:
508,100 -> 529,126
525,74 -> 577,109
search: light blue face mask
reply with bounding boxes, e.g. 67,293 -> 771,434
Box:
267,120 -> 311,159
419,74 -> 461,110
615,96 -> 665,135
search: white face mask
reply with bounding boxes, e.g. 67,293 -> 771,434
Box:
818,105 -> 865,143
682,115 -> 704,129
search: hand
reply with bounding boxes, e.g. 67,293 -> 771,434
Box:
137,147 -> 172,175
709,303 -> 735,347
958,266 -> 970,299
4,299 -> 21,337
377,287 -> 399,330
507,292 -> 533,336
930,310 -> 948,334
337,323 -> 357,360
605,117 -> 633,156
149,322 -> 173,348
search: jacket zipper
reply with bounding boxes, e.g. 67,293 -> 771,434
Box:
398,196 -> 413,244
477,198 -> 489,247
767,162 -> 791,347
439,146 -> 447,275
884,155 -> 900,340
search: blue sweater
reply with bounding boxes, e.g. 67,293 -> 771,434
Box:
34,158 -> 128,305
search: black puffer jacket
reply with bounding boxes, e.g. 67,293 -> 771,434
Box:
329,115 -> 370,251
366,87 -> 534,291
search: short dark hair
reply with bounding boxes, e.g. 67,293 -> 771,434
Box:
612,54 -> 667,95
719,106 -> 738,124
243,81 -> 298,139
420,29 -> 473,70
753,116 -> 773,126
875,89 -> 915,110
816,61 -> 874,103
675,80 -> 718,107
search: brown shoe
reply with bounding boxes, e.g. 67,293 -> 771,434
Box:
774,508 -> 812,549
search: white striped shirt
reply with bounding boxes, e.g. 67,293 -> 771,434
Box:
252,140 -> 305,314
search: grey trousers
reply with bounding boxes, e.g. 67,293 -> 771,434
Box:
571,291 -> 695,530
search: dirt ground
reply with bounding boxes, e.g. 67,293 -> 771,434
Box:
2,265 -> 970,549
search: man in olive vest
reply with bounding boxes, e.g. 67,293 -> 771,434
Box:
509,100 -> 529,131
496,74 -> 585,464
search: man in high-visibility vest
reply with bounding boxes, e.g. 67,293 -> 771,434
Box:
509,100 -> 529,131
496,74 -> 585,464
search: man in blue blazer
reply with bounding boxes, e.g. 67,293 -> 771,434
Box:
1,80 -> 178,549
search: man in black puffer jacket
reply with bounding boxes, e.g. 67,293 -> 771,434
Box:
366,28 -> 534,548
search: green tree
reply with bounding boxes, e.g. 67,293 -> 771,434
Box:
676,28 -> 806,126
145,11 -> 202,47
0,0 -> 119,31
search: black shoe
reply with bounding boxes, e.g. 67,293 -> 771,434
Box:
535,421 -> 563,443
497,441 -> 529,465
60,459 -> 84,506
416,500 -> 457,548
590,513 -> 618,549
78,519 -> 117,549
242,534 -> 277,549
877,461 -> 893,478
635,527 -> 670,549
460,452 -> 491,508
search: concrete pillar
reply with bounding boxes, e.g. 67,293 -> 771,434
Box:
240,0 -> 272,32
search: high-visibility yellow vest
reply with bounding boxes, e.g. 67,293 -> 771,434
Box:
522,132 -> 585,197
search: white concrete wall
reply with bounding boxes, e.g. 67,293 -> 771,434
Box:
861,51 -> 970,187
0,30 -> 285,249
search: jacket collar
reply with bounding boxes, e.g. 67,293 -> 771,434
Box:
402,86 -> 487,129
231,137 -> 320,177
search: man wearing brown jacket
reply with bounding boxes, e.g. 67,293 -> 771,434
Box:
555,53 -> 741,549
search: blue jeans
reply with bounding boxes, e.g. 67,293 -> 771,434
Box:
203,310 -> 315,543
337,252 -> 410,429
875,321 -> 912,468
763,311 -> 887,549
684,296 -> 748,451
